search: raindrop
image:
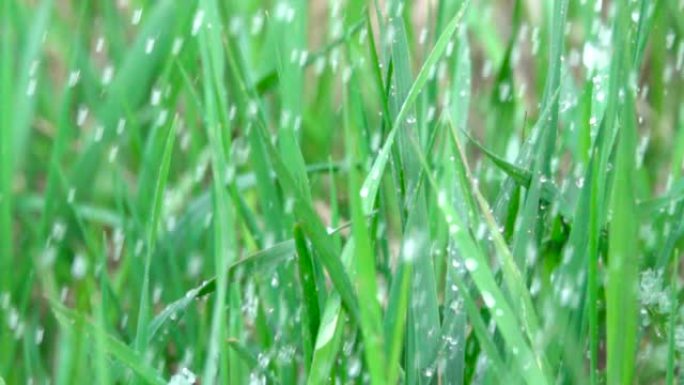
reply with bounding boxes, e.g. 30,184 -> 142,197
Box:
71,254 -> 88,279
132,8 -> 143,25
172,38 -> 184,56
145,38 -> 156,54
251,13 -> 264,35
68,70 -> 81,87
95,37 -> 105,53
108,146 -> 119,163
94,126 -> 104,142
481,291 -> 496,308
151,88 -> 162,106
192,10 -> 205,36
67,188 -> 76,204
102,65 -> 114,85
464,258 -> 478,272
26,79 -> 37,96
77,106 -> 89,126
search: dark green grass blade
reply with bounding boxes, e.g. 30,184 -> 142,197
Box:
294,224 -> 322,370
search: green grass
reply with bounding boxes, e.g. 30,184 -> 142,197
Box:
2,0 -> 684,384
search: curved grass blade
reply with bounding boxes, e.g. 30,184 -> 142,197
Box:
359,0 -> 470,212
346,90 -> 386,385
51,302 -> 166,385
294,224 -> 321,369
448,120 -> 547,369
226,339 -> 280,384
133,117 -> 177,357
462,129 -> 571,219
411,126 -> 551,385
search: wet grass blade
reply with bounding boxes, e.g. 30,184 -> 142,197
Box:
133,117 -> 176,358
294,224 -> 321,369
51,303 -> 166,385
345,87 -> 386,385
360,1 -> 469,211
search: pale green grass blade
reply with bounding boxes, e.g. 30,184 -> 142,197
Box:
272,0 -> 311,204
197,1 -> 236,382
606,109 -> 639,385
666,256 -> 678,385
252,121 -> 360,322
605,92 -> 640,385
69,0 -> 194,193
510,0 -> 568,269
345,87 -> 386,385
448,121 -> 547,372
409,132 -> 551,385
11,0 -> 53,167
0,0 -> 16,294
360,1 -> 469,212
51,303 -> 166,385
604,3 -> 640,384
227,339 -> 280,384
133,117 -> 176,358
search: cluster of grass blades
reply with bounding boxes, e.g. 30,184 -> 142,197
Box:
3,0 -> 684,384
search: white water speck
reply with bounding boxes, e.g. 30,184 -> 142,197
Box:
132,8 -> 143,25
67,188 -> 76,204
168,367 -> 197,385
449,224 -> 460,235
102,65 -> 114,85
250,13 -> 264,35
108,146 -> 119,163
582,42 -> 608,71
94,125 -> 104,142
71,254 -> 88,279
51,220 -> 66,241
402,236 -> 419,262
26,79 -> 37,96
172,38 -> 184,56
247,101 -> 258,117
419,28 -> 428,45
145,38 -> 156,54
77,106 -> 89,126
151,88 -> 162,106
35,327 -> 44,345
68,70 -> 81,87
482,291 -> 496,308
116,118 -> 126,135
464,258 -> 478,272
192,10 -> 205,36
95,37 -> 105,53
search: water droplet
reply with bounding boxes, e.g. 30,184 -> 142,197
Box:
131,8 -> 143,25
77,106 -> 89,127
67,70 -> 81,87
192,10 -> 205,36
102,65 -> 114,85
71,254 -> 88,279
26,78 -> 37,96
145,38 -> 156,54
150,88 -> 162,106
464,258 -> 478,272
108,146 -> 119,163
482,291 -> 496,308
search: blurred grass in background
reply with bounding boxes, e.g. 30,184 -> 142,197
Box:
2,0 -> 684,384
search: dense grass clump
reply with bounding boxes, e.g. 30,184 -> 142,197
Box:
2,0 -> 684,384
